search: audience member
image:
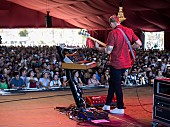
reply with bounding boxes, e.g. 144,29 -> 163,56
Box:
87,72 -> 101,86
50,73 -> 62,87
61,75 -> 69,88
60,69 -> 69,88
2,67 -> 11,86
10,71 -> 25,89
27,70 -> 39,88
20,68 -> 28,87
39,71 -> 50,89
0,74 -> 8,90
73,71 -> 84,87
103,69 -> 110,86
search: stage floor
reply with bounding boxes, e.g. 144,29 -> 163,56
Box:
0,86 -> 153,127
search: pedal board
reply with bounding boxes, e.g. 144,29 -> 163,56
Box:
78,108 -> 109,121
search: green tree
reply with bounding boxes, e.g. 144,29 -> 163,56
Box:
19,29 -> 28,37
39,40 -> 45,46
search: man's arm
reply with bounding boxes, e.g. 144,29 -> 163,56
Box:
132,39 -> 142,49
95,41 -> 113,54
105,46 -> 113,54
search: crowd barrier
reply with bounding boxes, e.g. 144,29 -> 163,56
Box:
0,85 -> 106,93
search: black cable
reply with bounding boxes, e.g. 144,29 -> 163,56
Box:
125,103 -> 152,106
135,86 -> 152,113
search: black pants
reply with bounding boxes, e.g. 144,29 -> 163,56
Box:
105,66 -> 126,109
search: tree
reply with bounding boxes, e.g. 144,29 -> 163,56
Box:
19,29 -> 28,37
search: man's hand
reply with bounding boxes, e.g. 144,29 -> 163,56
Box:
95,41 -> 99,49
132,39 -> 142,49
95,41 -> 107,52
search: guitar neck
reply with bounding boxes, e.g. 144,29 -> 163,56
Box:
88,36 -> 106,47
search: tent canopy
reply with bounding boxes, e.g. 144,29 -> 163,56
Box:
0,0 -> 170,32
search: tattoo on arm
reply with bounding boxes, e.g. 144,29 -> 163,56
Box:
105,46 -> 113,54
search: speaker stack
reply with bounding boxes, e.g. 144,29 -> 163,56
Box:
152,78 -> 170,127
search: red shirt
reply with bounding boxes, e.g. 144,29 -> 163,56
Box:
106,24 -> 139,69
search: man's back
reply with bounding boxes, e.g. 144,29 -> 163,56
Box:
107,25 -> 139,69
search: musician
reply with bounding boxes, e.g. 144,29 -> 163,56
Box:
95,15 -> 142,114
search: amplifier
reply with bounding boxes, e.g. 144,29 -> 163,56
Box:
154,78 -> 170,98
85,95 -> 116,107
153,95 -> 170,125
153,78 -> 170,126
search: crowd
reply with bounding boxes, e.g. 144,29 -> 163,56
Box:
0,46 -> 170,90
